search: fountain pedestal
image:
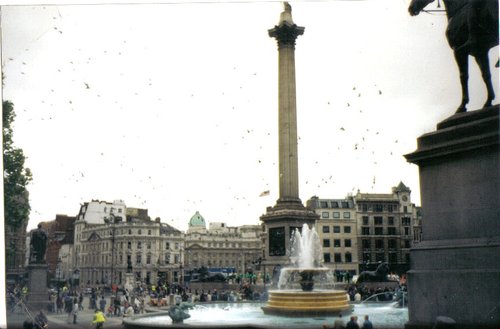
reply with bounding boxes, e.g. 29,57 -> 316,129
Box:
405,105 -> 500,328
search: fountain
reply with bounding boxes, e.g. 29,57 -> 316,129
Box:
122,224 -> 409,328
262,224 -> 353,316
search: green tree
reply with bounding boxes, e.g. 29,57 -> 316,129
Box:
3,100 -> 32,229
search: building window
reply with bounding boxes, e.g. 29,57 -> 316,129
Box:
362,227 -> 370,235
269,227 -> 286,256
362,239 -> 371,249
345,253 -> 352,263
344,226 -> 351,234
344,239 -> 352,247
322,212 -> 329,219
128,229 -> 132,235
362,204 -> 368,212
136,254 -> 142,264
388,204 -> 394,213
404,227 -> 410,236
165,254 -> 170,264
147,242 -> 151,250
320,201 -> 329,208
333,226 -> 341,233
404,240 -> 411,248
341,201 -> 349,208
388,227 -> 396,235
334,253 -> 342,263
324,253 -> 331,263
376,253 -> 385,262
166,242 -> 170,250
374,204 -> 383,212
334,239 -> 341,248
175,243 -> 179,250
146,254 -> 151,264
174,255 -> 180,264
404,206 -> 408,213
363,252 -> 371,263
388,239 -> 397,249
323,239 -> 330,248
362,216 -> 369,225
331,201 -> 339,208
343,212 -> 350,219
333,212 -> 340,219
375,239 -> 384,249
375,227 -> 384,235
322,226 -> 330,233
137,242 -> 142,249
148,230 -> 151,235
374,216 -> 383,225
402,217 -> 411,226
127,242 -> 131,250
389,253 -> 397,263
388,216 -> 394,225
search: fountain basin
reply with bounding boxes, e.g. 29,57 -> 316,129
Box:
262,290 -> 352,316
123,302 -> 408,328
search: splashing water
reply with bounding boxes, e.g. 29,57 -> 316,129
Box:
289,224 -> 323,268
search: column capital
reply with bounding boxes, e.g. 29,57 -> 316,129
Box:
268,22 -> 304,48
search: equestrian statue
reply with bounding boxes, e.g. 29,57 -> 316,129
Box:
409,0 -> 498,113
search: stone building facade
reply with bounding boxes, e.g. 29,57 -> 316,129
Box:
355,182 -> 417,273
306,196 -> 359,276
73,200 -> 184,287
184,211 -> 262,275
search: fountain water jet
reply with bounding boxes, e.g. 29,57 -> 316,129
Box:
262,224 -> 353,316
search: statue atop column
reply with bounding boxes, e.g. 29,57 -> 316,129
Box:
30,224 -> 48,264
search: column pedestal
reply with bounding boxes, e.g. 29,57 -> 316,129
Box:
27,263 -> 49,312
405,105 -> 500,328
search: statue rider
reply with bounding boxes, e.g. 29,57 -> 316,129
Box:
30,224 -> 48,264
464,0 -> 484,55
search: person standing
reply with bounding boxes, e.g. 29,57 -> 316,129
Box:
92,309 -> 106,329
72,297 -> 79,324
361,315 -> 373,329
99,296 -> 106,313
346,315 -> 360,329
334,313 -> 346,329
65,295 -> 73,324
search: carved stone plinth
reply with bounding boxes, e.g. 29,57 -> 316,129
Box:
405,105 -> 500,329
27,263 -> 49,312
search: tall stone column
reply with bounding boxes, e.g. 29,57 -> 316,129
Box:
261,3 -> 318,272
405,105 -> 500,328
268,3 -> 303,204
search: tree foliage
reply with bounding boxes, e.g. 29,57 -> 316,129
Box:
3,100 -> 32,229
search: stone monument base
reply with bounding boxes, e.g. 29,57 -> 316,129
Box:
27,263 -> 49,312
405,105 -> 500,329
124,272 -> 135,292
261,199 -> 319,267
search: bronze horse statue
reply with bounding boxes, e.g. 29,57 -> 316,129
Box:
409,0 -> 498,113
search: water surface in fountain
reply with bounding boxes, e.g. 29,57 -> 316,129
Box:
126,302 -> 408,328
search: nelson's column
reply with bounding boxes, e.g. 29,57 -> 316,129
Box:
260,3 -> 319,272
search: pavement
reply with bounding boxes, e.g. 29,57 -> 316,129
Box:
4,296 -> 125,329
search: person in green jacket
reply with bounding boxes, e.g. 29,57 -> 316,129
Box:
92,309 -> 106,329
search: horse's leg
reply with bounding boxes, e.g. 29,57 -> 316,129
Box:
473,51 -> 495,108
454,50 -> 469,113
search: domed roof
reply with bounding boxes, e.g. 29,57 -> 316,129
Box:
189,211 -> 206,228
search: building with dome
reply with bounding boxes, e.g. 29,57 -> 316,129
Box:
184,211 -> 262,276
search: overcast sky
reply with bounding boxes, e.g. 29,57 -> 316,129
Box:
2,0 -> 498,232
